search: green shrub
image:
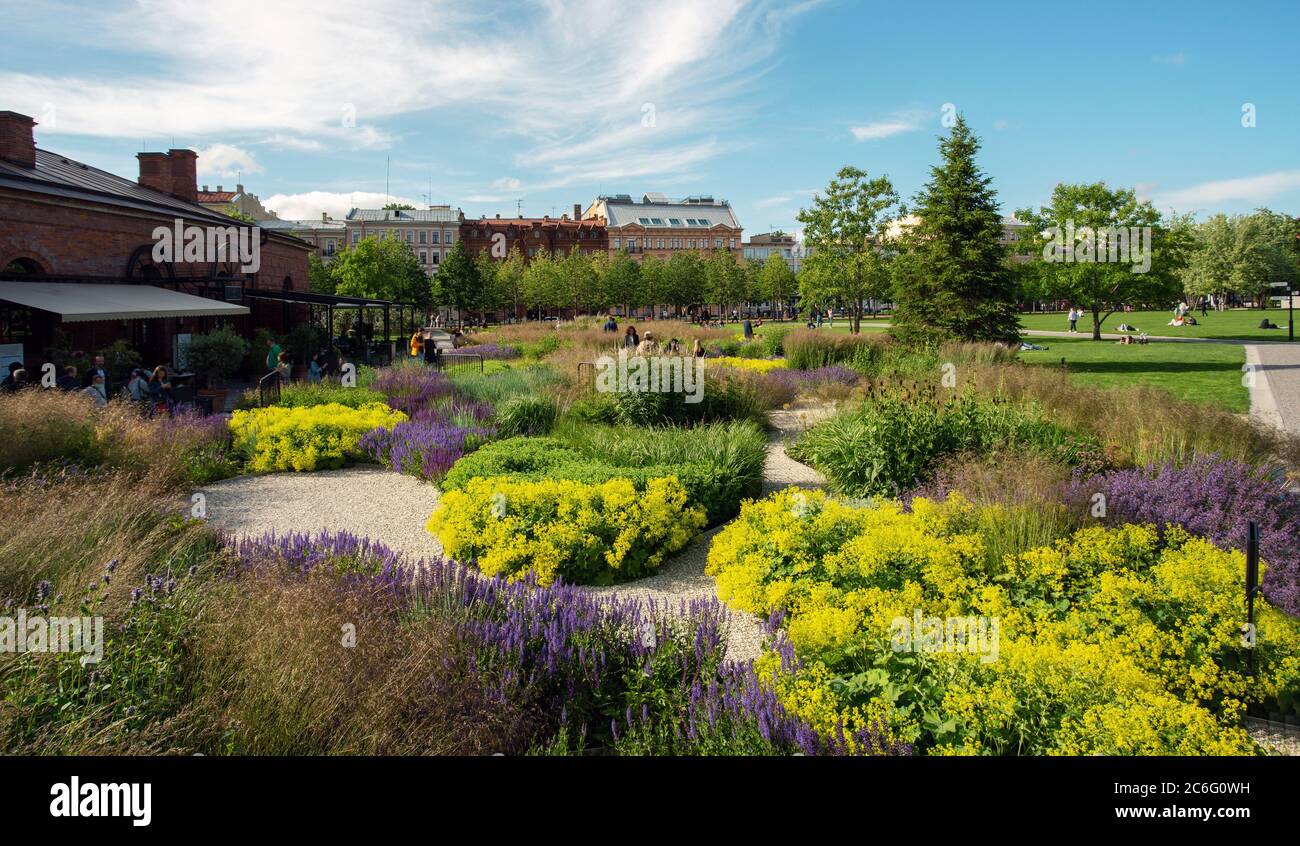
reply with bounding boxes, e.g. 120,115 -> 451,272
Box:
611,371 -> 767,427
449,363 -> 562,406
229,402 -> 406,472
758,326 -> 790,358
443,420 -> 767,526
790,386 -> 1103,497
784,330 -> 885,372
496,395 -> 558,437
186,327 -> 251,386
429,475 -> 705,585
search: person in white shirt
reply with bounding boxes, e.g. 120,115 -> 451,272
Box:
81,373 -> 108,407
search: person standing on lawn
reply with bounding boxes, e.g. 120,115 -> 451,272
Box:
1067,307 -> 1079,333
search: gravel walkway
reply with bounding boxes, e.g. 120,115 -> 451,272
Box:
196,466 -> 443,562
1250,343 -> 1300,434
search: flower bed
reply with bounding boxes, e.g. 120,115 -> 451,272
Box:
705,488 -> 1300,755
359,418 -> 494,483
229,402 -> 407,472
1073,456 -> 1300,617
428,475 -> 707,585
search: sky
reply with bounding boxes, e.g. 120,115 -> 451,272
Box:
2,0 -> 1298,238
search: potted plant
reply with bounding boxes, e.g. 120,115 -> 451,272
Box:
187,327 -> 251,413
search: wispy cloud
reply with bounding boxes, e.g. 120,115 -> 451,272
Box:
1152,50 -> 1187,65
1154,170 -> 1300,209
4,0 -> 814,185
849,109 -> 930,142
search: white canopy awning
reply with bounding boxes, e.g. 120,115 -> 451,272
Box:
0,281 -> 250,322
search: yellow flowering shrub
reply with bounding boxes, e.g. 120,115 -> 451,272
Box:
229,402 -> 406,472
710,356 -> 787,373
427,475 -> 706,585
707,487 -> 1300,755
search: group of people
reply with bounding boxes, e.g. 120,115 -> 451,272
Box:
619,326 -> 704,358
2,356 -> 179,410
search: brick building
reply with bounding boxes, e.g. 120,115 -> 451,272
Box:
198,183 -> 277,221
583,193 -> 741,261
0,110 -> 314,371
459,206 -> 608,261
260,214 -> 347,262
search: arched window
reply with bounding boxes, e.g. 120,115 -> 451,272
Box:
2,257 -> 45,276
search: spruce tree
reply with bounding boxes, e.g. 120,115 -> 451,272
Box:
892,116 -> 1019,344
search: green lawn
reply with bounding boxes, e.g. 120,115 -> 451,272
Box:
1017,336 -> 1248,412
1018,308 -> 1295,341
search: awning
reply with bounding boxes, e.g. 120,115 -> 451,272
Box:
0,281 -> 250,322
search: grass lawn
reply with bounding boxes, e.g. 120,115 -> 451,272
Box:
1018,308 -> 1295,341
1017,336 -> 1248,412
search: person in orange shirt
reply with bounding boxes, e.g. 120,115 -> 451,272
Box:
409,330 -> 424,359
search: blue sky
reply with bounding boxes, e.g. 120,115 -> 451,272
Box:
2,0 -> 1298,236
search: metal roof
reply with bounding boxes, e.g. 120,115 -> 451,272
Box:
0,281 -> 250,322
346,207 -> 463,223
602,200 -> 740,230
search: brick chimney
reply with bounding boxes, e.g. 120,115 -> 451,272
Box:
167,149 -> 198,203
137,149 -> 198,203
574,203 -> 581,220
0,111 -> 37,168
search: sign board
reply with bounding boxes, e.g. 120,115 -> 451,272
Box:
174,333 -> 192,372
224,285 -> 244,302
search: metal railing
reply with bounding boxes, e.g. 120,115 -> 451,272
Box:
432,352 -> 484,373
259,370 -> 281,407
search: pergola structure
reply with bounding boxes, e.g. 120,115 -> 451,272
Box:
238,288 -> 423,354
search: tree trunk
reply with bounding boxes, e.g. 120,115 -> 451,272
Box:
1091,305 -> 1102,341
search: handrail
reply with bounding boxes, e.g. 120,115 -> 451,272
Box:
258,369 -> 281,407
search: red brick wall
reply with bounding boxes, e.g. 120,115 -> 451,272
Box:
0,189 -> 311,367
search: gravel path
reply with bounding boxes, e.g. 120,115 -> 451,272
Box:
196,466 -> 443,562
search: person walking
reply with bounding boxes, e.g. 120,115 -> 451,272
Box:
409,330 -> 424,360
1067,307 -> 1078,333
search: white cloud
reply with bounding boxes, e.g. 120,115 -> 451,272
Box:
849,109 -> 930,142
3,0 -> 813,182
755,195 -> 790,209
262,190 -> 422,221
492,177 -> 523,191
1154,171 -> 1300,209
196,143 -> 262,180
1152,50 -> 1187,65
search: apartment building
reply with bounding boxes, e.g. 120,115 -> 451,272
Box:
742,232 -> 810,273
198,183 -> 277,221
459,205 -> 607,261
259,214 -> 346,261
582,193 -> 742,261
344,206 -> 464,276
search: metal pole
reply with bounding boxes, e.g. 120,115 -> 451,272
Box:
1246,520 -> 1260,676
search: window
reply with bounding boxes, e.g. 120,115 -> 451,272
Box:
419,250 -> 427,264
651,218 -> 664,225
628,238 -> 637,250
446,230 -> 455,243
419,230 -> 427,244
326,240 -> 336,256
656,239 -> 664,249
406,229 -> 414,242
431,230 -> 440,244
638,217 -> 651,225
351,231 -> 360,244
715,239 -> 723,249
613,237 -> 621,249
669,218 -> 682,226
688,239 -> 696,248
431,252 -> 440,265
729,238 -> 735,249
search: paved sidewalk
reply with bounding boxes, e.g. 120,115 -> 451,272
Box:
1250,344 -> 1300,434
